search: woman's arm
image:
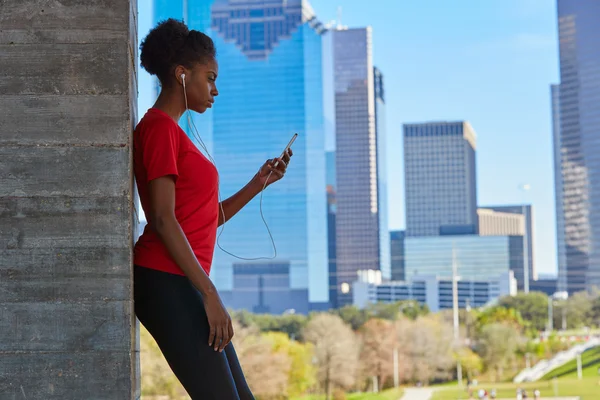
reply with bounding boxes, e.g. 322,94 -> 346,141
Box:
148,176 -> 233,352
218,150 -> 292,226
218,174 -> 263,226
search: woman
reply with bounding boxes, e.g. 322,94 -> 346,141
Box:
133,19 -> 292,399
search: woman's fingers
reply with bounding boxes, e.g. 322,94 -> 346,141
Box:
208,324 -> 216,347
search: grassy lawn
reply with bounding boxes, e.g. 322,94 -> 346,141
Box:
541,346 -> 600,380
347,388 -> 404,400
432,345 -> 600,399
293,388 -> 404,400
431,378 -> 600,400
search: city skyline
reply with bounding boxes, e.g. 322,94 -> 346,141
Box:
138,1 -> 562,276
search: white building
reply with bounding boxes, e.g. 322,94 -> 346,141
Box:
353,271 -> 516,312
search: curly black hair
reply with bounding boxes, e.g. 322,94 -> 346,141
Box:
140,18 -> 216,84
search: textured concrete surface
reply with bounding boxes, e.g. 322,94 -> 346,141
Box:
0,0 -> 139,398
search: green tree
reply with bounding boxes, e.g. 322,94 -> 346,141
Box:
475,323 -> 521,381
456,347 -> 483,382
332,305 -> 369,330
497,292 -> 548,331
366,302 -> 402,320
566,290 -> 595,328
398,300 -> 430,320
265,332 -> 317,398
232,310 -> 308,340
590,296 -> 600,327
232,324 -> 291,398
475,306 -> 527,333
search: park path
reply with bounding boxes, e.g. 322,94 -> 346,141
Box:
399,388 -> 435,400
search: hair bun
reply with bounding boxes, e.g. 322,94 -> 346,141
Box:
140,19 -> 189,78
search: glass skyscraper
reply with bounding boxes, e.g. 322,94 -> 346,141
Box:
553,0 -> 600,294
404,235 -> 524,285
389,230 -> 405,281
330,28 -> 389,307
374,67 -> 391,282
152,0 -> 331,311
326,151 -> 338,309
403,121 -> 478,237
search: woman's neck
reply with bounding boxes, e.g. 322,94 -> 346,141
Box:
152,86 -> 186,122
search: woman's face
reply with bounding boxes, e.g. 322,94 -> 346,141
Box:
183,58 -> 219,114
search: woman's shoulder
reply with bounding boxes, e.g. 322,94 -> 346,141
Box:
136,108 -> 179,132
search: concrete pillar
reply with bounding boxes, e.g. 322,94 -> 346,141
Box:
0,1 -> 139,398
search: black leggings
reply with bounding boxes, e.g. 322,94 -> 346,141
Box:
134,265 -> 254,400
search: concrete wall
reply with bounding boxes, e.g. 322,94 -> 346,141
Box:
0,1 -> 139,398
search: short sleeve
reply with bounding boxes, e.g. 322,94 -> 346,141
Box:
141,119 -> 180,183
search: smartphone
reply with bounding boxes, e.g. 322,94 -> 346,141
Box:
273,133 -> 298,168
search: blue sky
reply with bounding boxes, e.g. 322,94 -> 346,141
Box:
138,0 -> 560,275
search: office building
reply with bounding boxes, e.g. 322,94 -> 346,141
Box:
553,0 -> 600,293
530,276 -> 558,297
481,205 -> 536,283
403,122 -> 478,237
390,230 -> 405,281
220,262 -> 309,314
374,67 -> 391,283
331,27 -> 388,306
403,235 -> 526,289
478,208 -> 525,236
353,271 -> 517,313
326,151 -> 337,309
153,0 -> 331,310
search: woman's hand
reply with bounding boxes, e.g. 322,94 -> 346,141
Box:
255,148 -> 293,188
203,291 -> 234,352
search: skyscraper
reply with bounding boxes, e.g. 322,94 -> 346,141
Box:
553,0 -> 600,294
403,121 -> 478,237
331,27 -> 388,307
152,0 -> 331,311
390,230 -> 405,281
374,67 -> 391,282
480,205 -> 536,285
326,151 -> 337,309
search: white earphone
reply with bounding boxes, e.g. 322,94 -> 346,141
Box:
179,70 -> 278,261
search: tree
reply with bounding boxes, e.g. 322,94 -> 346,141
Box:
366,302 -> 402,321
475,323 -> 521,381
566,291 -> 595,328
139,324 -> 187,398
332,305 -> 369,331
456,347 -> 483,382
475,306 -> 527,334
265,332 -> 317,398
358,318 -> 397,390
498,292 -> 548,331
396,316 -> 454,384
304,314 -> 359,399
232,310 -> 308,340
590,296 -> 600,327
233,323 -> 291,398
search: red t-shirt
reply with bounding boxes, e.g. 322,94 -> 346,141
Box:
133,108 -> 219,276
